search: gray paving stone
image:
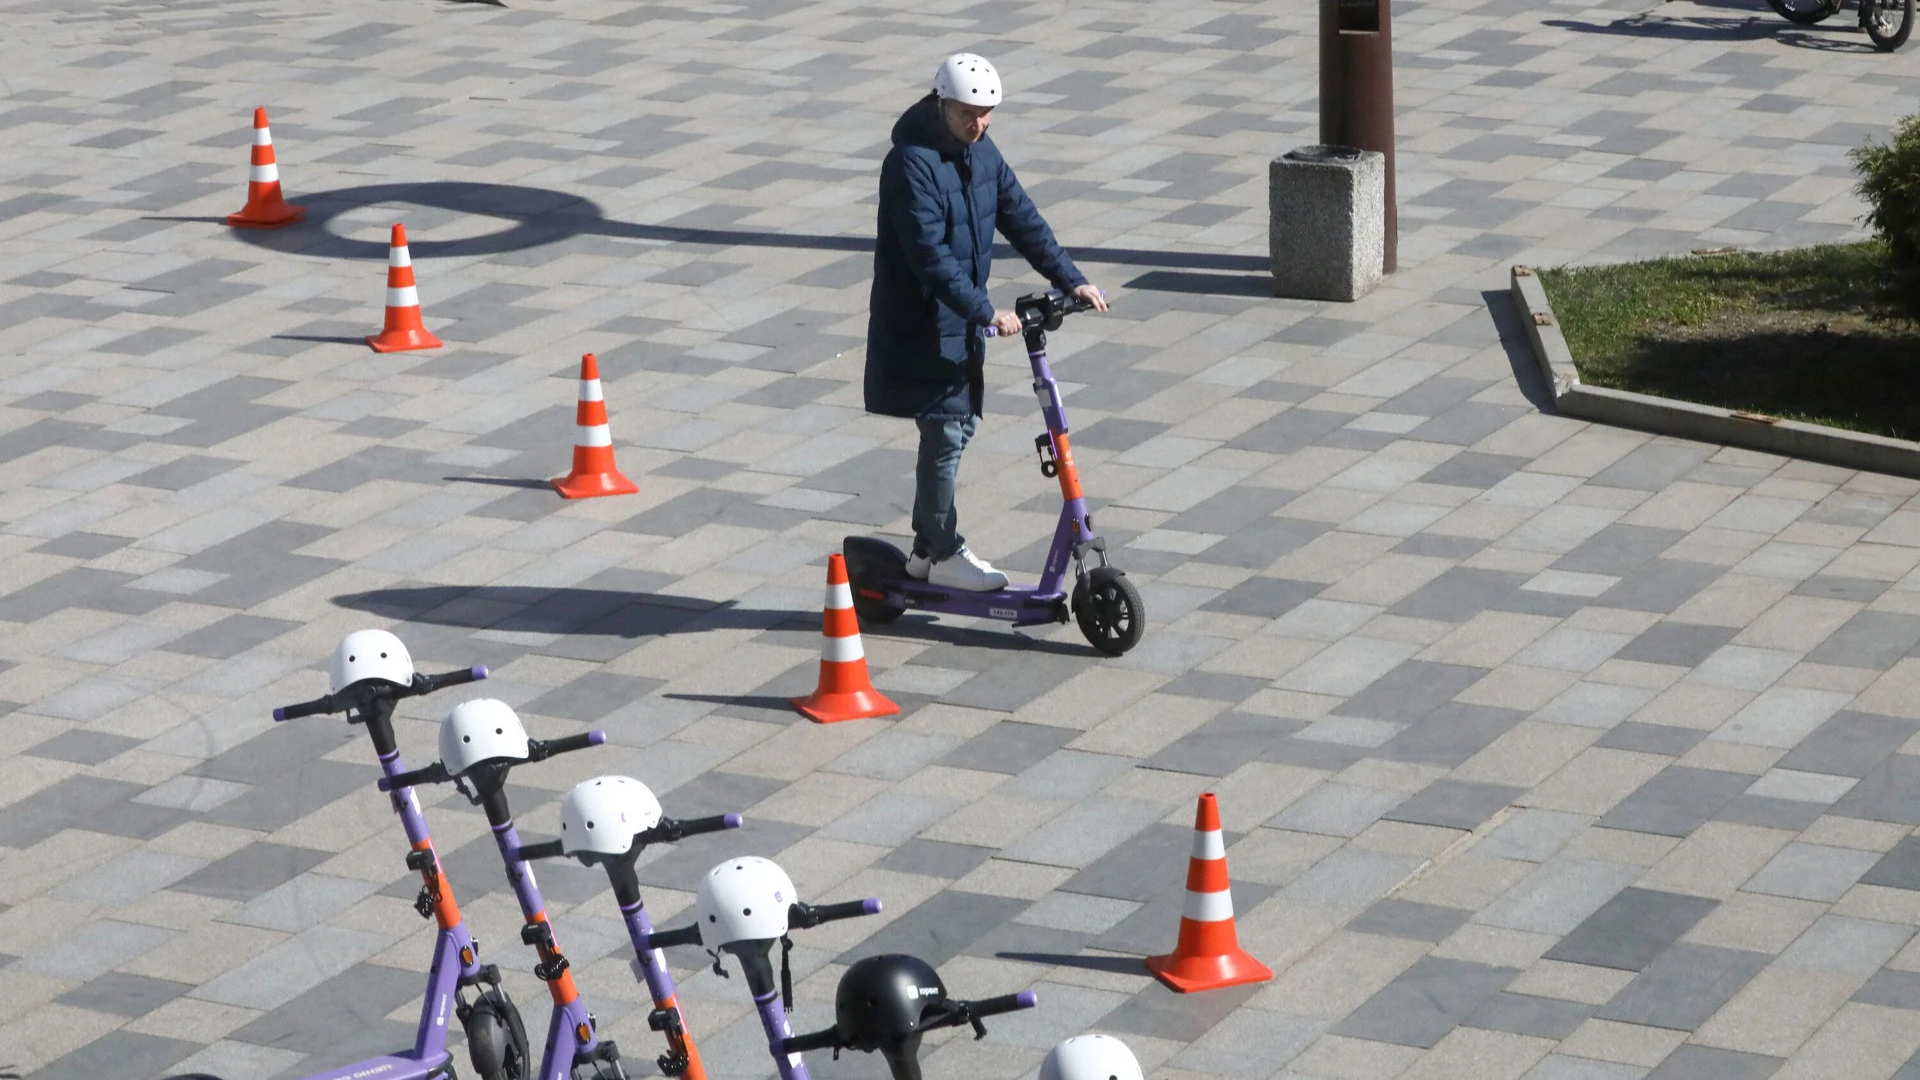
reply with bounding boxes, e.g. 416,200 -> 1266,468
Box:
1615,623 -> 1740,668
1599,767 -> 1755,838
1384,779 -> 1524,831
23,728 -> 141,765
1351,899 -> 1473,943
1334,956 -> 1519,1048
1595,722 -> 1709,758
839,890 -> 1029,969
1852,968 -> 1920,1009
1777,712 -> 1920,778
1597,944 -> 1773,1031
1746,842 -> 1881,902
54,971 -> 194,1018
1863,837 -> 1920,892
173,843 -> 331,902
1643,1047 -> 1783,1080
1545,888 -> 1719,972
1149,711 -> 1303,776
1806,611 -> 1920,670
1467,992 -> 1592,1040
0,775 -> 186,847
1832,755 -> 1920,825
227,961 -> 422,1058
940,721 -> 1077,775
29,1030 -> 199,1080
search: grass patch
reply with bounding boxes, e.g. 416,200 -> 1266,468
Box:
1538,242 -> 1920,441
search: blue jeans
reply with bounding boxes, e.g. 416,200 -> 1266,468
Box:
913,414 -> 977,561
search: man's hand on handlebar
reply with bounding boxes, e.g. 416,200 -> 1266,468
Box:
990,310 -> 1022,336
1072,283 -> 1108,312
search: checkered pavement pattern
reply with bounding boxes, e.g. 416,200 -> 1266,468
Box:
4,0 -> 1920,1078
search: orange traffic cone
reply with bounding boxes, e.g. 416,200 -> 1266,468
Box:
366,224 -> 443,353
1146,793 -> 1272,993
227,107 -> 305,229
551,353 -> 639,499
792,554 -> 899,724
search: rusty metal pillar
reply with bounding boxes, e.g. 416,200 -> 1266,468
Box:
1320,0 -> 1396,274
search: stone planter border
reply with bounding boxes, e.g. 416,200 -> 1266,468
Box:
1510,264 -> 1920,480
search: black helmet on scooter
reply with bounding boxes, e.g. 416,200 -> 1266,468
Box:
832,954 -> 949,1052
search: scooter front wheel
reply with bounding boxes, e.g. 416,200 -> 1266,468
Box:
465,989 -> 530,1080
1073,567 -> 1145,656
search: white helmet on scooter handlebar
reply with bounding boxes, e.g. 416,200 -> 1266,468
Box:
1041,1034 -> 1144,1080
695,856 -> 797,946
438,698 -> 530,776
932,53 -> 1001,107
558,775 -> 663,857
330,629 -> 414,693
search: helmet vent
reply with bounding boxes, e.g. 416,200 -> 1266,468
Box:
742,907 -> 752,916
348,655 -> 356,662
462,735 -> 471,743
586,820 -> 595,829
380,652 -> 388,658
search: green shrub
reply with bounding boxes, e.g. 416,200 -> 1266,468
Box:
1851,114 -> 1920,317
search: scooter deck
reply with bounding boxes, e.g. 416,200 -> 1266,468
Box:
895,582 -> 1068,627
845,535 -> 1070,627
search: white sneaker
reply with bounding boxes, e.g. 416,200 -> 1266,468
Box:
927,547 -> 1009,592
905,552 -> 932,580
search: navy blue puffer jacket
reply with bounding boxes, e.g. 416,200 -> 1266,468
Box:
866,94 -> 1086,419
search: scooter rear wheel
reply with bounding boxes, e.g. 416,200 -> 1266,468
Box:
1073,567 -> 1145,656
843,539 -> 908,625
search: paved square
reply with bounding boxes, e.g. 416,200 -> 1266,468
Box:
4,0 -> 1920,1079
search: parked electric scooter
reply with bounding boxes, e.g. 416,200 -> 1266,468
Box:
640,858 -> 881,1080
262,630 -> 523,1080
781,954 -> 1035,1080
843,288 -> 1145,656
378,700 -> 624,1080
517,775 -> 746,1080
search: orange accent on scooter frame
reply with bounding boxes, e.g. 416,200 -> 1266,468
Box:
526,911 -> 583,1006
412,839 -> 463,930
1052,431 -> 1084,504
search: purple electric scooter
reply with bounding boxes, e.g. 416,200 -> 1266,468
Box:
379,733 -> 625,1080
642,886 -> 881,1080
843,288 -> 1145,656
220,663 -> 521,1080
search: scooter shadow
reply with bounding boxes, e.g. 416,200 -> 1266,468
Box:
333,585 -> 805,637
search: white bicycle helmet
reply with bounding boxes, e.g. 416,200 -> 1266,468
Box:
331,629 -> 414,692
1041,1035 -> 1143,1080
558,776 -> 663,857
695,856 -> 797,946
439,698 -> 530,776
932,53 -> 1001,107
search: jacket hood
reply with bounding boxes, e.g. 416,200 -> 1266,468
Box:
892,94 -> 965,157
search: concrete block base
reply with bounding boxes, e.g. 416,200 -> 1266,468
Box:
1269,146 -> 1386,302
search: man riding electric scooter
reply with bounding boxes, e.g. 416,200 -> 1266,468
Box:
867,52 -> 1107,591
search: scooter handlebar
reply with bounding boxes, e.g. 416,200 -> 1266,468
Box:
517,839 -> 566,862
529,730 -> 606,760
273,665 -> 486,722
964,991 -> 1037,1018
417,665 -> 488,693
790,897 -> 881,929
645,924 -> 704,950
781,1028 -> 840,1055
273,695 -> 336,722
377,762 -> 451,792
